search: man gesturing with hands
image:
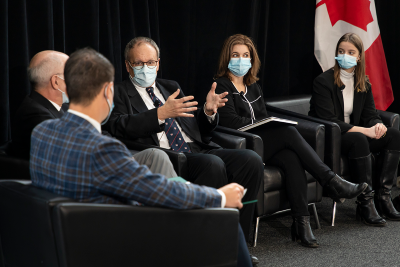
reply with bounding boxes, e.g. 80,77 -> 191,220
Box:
105,37 -> 263,248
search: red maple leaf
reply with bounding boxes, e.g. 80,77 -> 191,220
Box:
316,0 -> 374,31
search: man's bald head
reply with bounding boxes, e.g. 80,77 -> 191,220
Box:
28,50 -> 69,89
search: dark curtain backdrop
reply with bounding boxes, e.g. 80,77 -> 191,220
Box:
1,0 -> 399,145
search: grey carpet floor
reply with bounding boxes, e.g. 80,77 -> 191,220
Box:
248,187 -> 400,267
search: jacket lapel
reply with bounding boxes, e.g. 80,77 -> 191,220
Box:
336,84 -> 345,114
125,80 -> 150,114
30,91 -> 63,118
352,88 -> 363,125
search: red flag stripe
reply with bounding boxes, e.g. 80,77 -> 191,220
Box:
365,34 -> 394,110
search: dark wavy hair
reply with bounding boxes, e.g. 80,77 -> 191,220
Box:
214,34 -> 261,86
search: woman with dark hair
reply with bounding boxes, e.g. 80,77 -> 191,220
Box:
309,33 -> 400,226
214,34 -> 367,248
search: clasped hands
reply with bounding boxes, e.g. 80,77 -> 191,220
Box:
157,82 -> 228,120
365,123 -> 387,139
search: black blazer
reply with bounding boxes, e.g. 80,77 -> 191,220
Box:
10,91 -> 65,160
214,77 -> 268,129
106,78 -> 220,150
309,69 -> 382,134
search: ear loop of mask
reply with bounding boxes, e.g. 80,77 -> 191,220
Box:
101,83 -> 113,125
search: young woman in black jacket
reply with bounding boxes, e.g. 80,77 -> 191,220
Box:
309,33 -> 400,226
214,34 -> 367,248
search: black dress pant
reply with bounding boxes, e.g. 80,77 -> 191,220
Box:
341,127 -> 400,158
250,125 -> 336,217
185,142 -> 263,242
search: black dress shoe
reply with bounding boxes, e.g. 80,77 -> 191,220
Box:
250,254 -> 259,266
291,216 -> 319,248
324,175 -> 368,203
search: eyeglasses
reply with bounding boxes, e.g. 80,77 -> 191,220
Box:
127,60 -> 158,70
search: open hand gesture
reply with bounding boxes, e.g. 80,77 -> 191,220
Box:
157,89 -> 198,120
205,82 -> 228,116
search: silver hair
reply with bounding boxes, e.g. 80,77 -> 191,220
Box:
27,54 -> 64,88
124,37 -> 160,61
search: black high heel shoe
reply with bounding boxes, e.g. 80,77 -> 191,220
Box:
324,175 -> 368,203
291,216 -> 319,248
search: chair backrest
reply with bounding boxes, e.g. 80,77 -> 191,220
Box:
0,181 -> 74,267
266,94 -> 311,115
0,154 -> 30,180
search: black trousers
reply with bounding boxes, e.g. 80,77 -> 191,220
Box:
185,142 -> 263,242
250,125 -> 336,217
341,127 -> 400,186
341,127 -> 400,157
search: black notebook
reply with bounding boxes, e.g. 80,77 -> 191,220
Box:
238,116 -> 298,132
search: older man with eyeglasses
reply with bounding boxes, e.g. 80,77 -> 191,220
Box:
105,37 -> 263,264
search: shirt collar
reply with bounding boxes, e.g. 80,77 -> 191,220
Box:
48,99 -> 61,111
67,109 -> 102,133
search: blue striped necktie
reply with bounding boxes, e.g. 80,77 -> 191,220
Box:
146,87 -> 191,153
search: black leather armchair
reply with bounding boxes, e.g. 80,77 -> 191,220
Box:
0,141 -> 30,180
265,94 -> 399,225
0,181 -> 239,267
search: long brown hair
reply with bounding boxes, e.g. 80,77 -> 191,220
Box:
214,34 -> 261,86
333,33 -> 370,92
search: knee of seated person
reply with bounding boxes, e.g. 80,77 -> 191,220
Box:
278,149 -> 301,167
283,125 -> 301,139
204,154 -> 226,170
386,127 -> 400,150
149,148 -> 170,161
241,150 -> 263,168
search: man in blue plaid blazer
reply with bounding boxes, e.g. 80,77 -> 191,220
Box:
29,48 -> 253,266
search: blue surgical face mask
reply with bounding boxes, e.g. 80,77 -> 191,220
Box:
228,58 -> 252,77
56,75 -> 69,104
129,63 -> 157,88
101,84 -> 114,125
56,89 -> 69,104
335,54 -> 358,69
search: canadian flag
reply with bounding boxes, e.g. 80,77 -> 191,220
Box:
315,0 -> 393,110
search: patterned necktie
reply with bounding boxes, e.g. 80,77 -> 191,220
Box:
146,87 -> 191,153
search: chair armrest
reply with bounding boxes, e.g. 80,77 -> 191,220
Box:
53,203 -> 239,267
117,138 -> 188,179
266,105 -> 341,173
211,131 -> 246,150
267,111 -> 325,161
377,110 -> 399,129
215,126 -> 264,161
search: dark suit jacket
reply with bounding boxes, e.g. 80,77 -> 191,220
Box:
10,91 -> 65,160
309,69 -> 382,134
106,78 -> 220,150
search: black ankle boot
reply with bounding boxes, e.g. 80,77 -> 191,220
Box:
324,175 -> 368,203
356,191 -> 386,227
374,150 -> 400,221
349,154 -> 385,226
291,216 -> 319,248
393,196 -> 400,211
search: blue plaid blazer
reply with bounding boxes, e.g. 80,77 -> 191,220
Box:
30,112 -> 221,208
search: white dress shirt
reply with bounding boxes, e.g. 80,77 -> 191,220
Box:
340,69 -> 355,124
131,80 -> 216,149
67,109 -> 102,133
48,99 -> 62,111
